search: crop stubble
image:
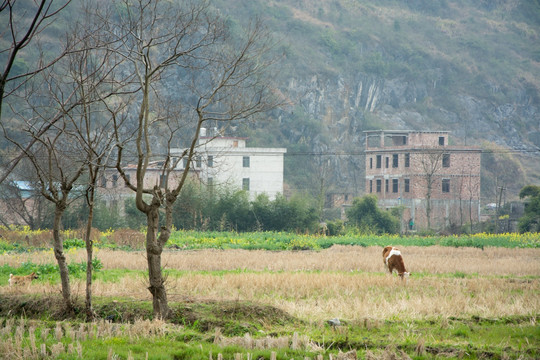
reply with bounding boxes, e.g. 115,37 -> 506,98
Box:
2,245 -> 539,321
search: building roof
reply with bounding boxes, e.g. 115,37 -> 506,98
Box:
363,130 -> 450,134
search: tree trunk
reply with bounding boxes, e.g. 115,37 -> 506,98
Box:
52,204 -> 72,311
426,180 -> 432,230
469,197 -> 474,233
146,206 -> 170,319
84,189 -> 95,320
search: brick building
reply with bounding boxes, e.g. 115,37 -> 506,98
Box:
364,130 -> 481,231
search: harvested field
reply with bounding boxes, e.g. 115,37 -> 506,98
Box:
2,246 -> 539,321
2,245 -> 539,275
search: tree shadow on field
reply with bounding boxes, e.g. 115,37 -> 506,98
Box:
0,293 -> 298,336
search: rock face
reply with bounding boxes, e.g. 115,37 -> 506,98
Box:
287,73 -> 539,148
279,72 -> 539,195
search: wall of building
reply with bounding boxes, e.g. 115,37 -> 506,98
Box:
175,136 -> 287,200
364,131 -> 481,231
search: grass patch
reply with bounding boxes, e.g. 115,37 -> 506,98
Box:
0,296 -> 537,360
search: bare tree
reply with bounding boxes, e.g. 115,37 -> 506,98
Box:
4,9 -> 129,313
64,2 -> 135,319
455,160 -> 481,233
0,0 -> 72,184
63,18 -> 131,318
415,149 -> 445,230
10,117 -> 87,312
467,170 -> 480,233
0,168 -> 50,229
312,152 -> 334,221
94,0 -> 282,318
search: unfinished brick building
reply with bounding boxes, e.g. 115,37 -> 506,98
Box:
364,130 -> 481,231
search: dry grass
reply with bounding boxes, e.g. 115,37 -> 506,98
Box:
2,245 -> 539,276
167,273 -> 539,321
1,246 -> 539,321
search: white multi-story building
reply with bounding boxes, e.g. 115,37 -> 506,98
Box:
172,131 -> 287,200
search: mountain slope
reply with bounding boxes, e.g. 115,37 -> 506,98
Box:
2,0 -> 539,202
216,0 -> 540,199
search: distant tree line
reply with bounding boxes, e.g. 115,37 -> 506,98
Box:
58,184 -> 402,235
57,182 -> 321,233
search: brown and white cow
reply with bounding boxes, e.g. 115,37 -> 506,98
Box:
382,246 -> 410,280
9,272 -> 39,287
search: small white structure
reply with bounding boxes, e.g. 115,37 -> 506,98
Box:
172,131 -> 287,200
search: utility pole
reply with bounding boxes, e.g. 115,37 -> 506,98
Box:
496,185 -> 506,233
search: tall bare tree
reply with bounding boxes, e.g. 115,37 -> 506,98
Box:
62,8 -> 131,318
4,8 -> 129,312
95,0 -> 282,318
0,0 -> 72,184
415,149 -> 445,230
312,152 -> 334,221
10,118 -> 87,312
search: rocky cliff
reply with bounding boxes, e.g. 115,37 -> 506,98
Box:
219,0 -> 540,199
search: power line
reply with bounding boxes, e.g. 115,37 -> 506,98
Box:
284,149 -> 540,156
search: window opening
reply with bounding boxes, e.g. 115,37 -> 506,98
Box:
442,179 -> 450,193
442,153 -> 450,167
439,136 -> 445,146
242,178 -> 250,190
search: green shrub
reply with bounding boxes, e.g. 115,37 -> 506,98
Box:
346,195 -> 400,234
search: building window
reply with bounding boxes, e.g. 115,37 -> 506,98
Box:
439,136 -> 445,146
370,180 -> 373,193
243,156 -> 250,168
376,179 -> 382,193
242,178 -> 250,190
442,153 -> 450,168
392,154 -> 398,168
196,156 -> 202,168
376,155 -> 382,169
392,178 -> 398,193
370,157 -> 373,169
385,157 -> 389,168
401,136 -> 407,145
385,179 -> 389,193
112,174 -> 118,187
404,178 -> 410,193
207,177 -> 213,187
442,179 -> 450,193
405,153 -> 410,167
100,176 -> 107,188
208,155 -> 214,168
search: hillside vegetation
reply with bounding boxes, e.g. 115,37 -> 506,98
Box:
215,0 -> 540,198
2,0 -> 539,200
